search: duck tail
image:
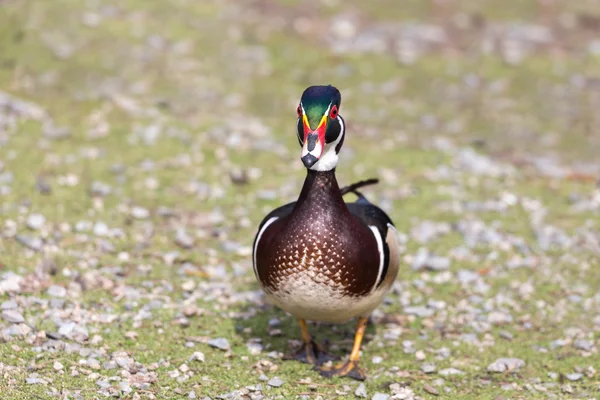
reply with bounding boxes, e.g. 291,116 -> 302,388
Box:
340,178 -> 379,202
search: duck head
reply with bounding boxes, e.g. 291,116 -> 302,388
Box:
296,85 -> 345,171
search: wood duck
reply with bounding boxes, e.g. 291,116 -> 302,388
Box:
252,85 -> 400,380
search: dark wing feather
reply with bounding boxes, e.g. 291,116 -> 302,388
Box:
347,200 -> 395,289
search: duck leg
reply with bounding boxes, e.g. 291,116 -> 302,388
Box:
284,319 -> 337,365
315,316 -> 368,381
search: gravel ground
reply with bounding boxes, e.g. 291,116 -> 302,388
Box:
1,0 -> 599,399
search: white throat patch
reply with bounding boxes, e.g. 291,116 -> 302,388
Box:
309,115 -> 345,172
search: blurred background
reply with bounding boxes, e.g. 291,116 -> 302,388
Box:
3,0 -> 600,169
1,0 -> 600,398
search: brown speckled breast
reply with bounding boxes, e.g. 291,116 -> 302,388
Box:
255,169 -> 381,297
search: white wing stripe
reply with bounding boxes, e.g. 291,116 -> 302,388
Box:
253,217 -> 279,278
369,225 -> 385,293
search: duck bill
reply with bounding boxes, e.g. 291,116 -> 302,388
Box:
300,115 -> 326,168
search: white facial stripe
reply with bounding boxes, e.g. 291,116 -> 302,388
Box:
369,225 -> 385,293
253,216 -> 279,279
322,104 -> 331,122
308,115 -> 345,172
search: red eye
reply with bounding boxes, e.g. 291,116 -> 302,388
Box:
329,105 -> 338,119
296,105 -> 302,117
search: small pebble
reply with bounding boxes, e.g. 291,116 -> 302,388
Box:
267,377 -> 284,388
487,358 -> 525,373
565,373 -> 583,381
175,230 -> 194,249
35,177 -> 52,194
355,382 -> 368,398
421,362 -> 436,374
131,206 -> 150,220
47,285 -> 67,298
189,352 -> 205,362
15,235 -> 43,251
1,300 -> 17,310
26,214 -> 46,230
371,393 -> 389,400
499,331 -> 514,340
208,338 -> 230,351
181,280 -> 195,291
573,339 -> 593,351
2,309 -> 25,324
89,181 -> 112,197
93,222 -> 109,237
424,384 -> 439,396
439,368 -> 464,376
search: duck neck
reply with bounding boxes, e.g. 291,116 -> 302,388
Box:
295,168 -> 346,212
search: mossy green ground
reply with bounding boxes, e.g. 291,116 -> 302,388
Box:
1,0 -> 599,399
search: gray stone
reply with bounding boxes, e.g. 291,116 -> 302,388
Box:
89,181 -> 112,197
439,368 -> 464,376
15,235 -> 43,251
487,311 -> 514,324
93,222 -> 109,237
426,256 -> 451,271
371,393 -> 389,400
573,339 -> 593,351
46,332 -> 62,340
246,342 -> 263,355
457,269 -> 480,284
411,247 -> 429,270
4,323 -> 32,336
96,380 -> 111,389
87,358 -> 100,369
0,273 -> 22,293
175,230 -> 194,249
75,220 -> 92,232
119,381 -> 132,394
421,362 -> 436,374
403,305 -> 434,318
2,309 -> 24,324
487,358 -> 525,373
26,213 -> 46,230
58,322 -> 89,342
103,361 -> 117,370
189,351 -> 205,362
114,355 -> 133,370
423,384 -> 439,396
208,337 -> 230,351
499,330 -> 514,340
565,373 -> 583,381
131,206 -> 150,220
1,300 -> 17,309
50,298 -> 65,309
47,285 -> 67,298
355,383 -> 368,398
266,377 -> 284,388
550,339 -> 568,349
35,177 -> 52,194
26,377 -> 45,385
